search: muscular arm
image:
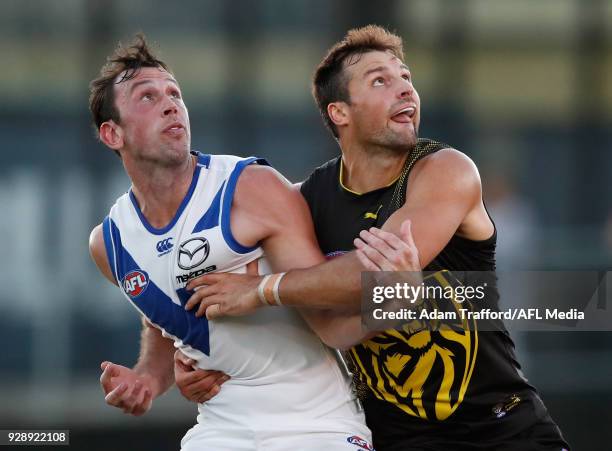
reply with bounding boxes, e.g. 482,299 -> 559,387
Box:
89,226 -> 176,412
228,165 -> 373,347
277,149 -> 489,307
132,319 -> 176,397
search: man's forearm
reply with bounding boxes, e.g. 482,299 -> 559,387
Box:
279,251 -> 363,311
133,321 -> 176,398
298,307 -> 378,350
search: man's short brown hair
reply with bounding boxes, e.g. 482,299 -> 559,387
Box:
89,33 -> 171,137
312,25 -> 404,139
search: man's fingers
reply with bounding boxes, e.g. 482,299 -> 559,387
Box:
193,373 -> 229,391
100,361 -> 119,377
116,381 -> 150,415
206,304 -> 224,320
186,273 -> 224,291
130,381 -> 148,414
195,298 -> 213,318
177,370 -> 229,403
192,294 -> 224,318
175,359 -> 194,372
355,236 -> 395,271
184,285 -> 217,311
141,388 -> 152,412
400,219 -> 417,249
196,384 -> 221,403
369,227 -> 409,251
132,389 -> 152,416
179,369 -> 223,387
354,237 -> 367,251
130,380 -> 143,404
104,382 -> 128,406
399,220 -> 420,269
120,386 -> 140,414
359,229 -> 394,257
173,350 -> 196,368
355,248 -> 381,271
125,384 -> 153,416
99,362 -> 118,392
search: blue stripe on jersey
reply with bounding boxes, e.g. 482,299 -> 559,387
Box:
107,218 -> 211,355
221,157 -> 269,254
195,151 -> 211,168
102,216 -> 119,283
129,161 -> 203,236
192,180 -> 225,233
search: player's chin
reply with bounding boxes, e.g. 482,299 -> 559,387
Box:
162,144 -> 190,162
388,127 -> 417,150
402,127 -> 418,146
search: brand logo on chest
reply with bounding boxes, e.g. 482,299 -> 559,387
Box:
156,237 -> 174,256
177,237 -> 210,270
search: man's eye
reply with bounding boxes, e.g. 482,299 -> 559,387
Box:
140,91 -> 155,101
171,91 -> 181,99
402,74 -> 411,81
373,78 -> 385,86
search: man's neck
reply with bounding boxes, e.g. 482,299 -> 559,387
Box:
339,142 -> 409,194
126,154 -> 196,229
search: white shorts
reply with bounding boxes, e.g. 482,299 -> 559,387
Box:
180,424 -> 374,451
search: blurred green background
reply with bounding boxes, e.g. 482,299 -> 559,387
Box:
0,0 -> 610,449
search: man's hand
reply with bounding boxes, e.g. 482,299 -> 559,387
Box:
184,272 -> 262,320
352,220 -> 423,332
99,361 -> 154,416
354,220 -> 420,271
174,350 -> 229,403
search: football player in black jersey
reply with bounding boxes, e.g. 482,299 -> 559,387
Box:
178,25 -> 569,450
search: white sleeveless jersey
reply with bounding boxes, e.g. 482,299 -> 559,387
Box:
102,152 -> 369,441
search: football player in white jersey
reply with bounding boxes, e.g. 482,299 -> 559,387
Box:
88,34 -> 419,450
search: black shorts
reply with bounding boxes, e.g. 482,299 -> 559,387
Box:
365,394 -> 570,451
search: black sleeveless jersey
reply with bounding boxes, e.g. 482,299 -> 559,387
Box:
300,139 -> 551,446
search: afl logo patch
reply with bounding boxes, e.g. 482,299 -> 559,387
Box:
122,270 -> 149,298
346,435 -> 373,450
178,237 -> 210,270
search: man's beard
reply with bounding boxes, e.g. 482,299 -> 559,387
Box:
368,126 -> 418,155
131,143 -> 191,168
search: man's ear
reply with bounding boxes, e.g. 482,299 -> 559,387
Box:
328,102 -> 350,129
99,120 -> 124,151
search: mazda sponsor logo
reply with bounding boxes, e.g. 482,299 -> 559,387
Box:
175,265 -> 217,286
177,237 -> 210,270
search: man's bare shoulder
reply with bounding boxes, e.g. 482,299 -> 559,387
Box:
239,163 -> 290,186
409,147 -> 481,191
413,147 -> 478,177
89,223 -> 117,285
235,164 -> 298,204
233,163 -> 312,235
89,224 -> 104,258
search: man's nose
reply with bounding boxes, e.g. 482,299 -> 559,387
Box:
398,83 -> 413,99
163,98 -> 178,116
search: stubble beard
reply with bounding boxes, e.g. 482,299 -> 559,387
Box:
368,125 -> 418,156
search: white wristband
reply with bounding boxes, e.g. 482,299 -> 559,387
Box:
256,272 -> 287,306
257,275 -> 272,305
272,272 -> 286,306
